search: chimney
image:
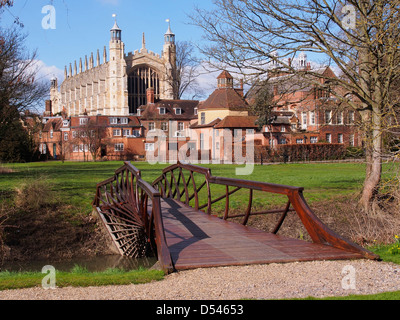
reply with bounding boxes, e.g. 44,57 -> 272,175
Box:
147,87 -> 155,104
307,62 -> 311,71
236,79 -> 244,97
45,100 -> 52,116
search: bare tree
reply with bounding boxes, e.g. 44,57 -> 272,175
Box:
72,118 -> 108,162
172,41 -> 204,100
191,0 -> 400,213
0,27 -> 48,146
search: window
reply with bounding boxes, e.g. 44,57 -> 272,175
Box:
325,111 -> 332,124
200,133 -> 205,150
159,107 -> 166,115
349,134 -> 355,147
194,108 -> 198,116
216,142 -> 220,150
302,112 -> 307,129
178,122 -> 184,131
72,131 -> 78,139
169,143 -> 178,151
296,139 -> 304,144
121,118 -> 129,125
110,118 -> 118,125
113,129 -> 121,137
310,111 -> 316,125
338,133 -> 344,144
123,129 -> 131,136
279,138 -> 287,145
73,145 -> 79,153
63,120 -> 69,127
337,112 -> 344,125
246,129 -> 254,135
64,133 -> 69,141
201,113 -> 206,125
310,136 -> 318,144
115,143 -> 124,152
326,133 -> 332,143
349,111 -> 355,124
175,108 -> 182,115
148,122 -> 155,131
50,129 -> 54,139
161,122 -> 168,131
132,130 -> 141,138
145,143 -> 155,152
281,126 -> 286,133
80,118 -> 88,126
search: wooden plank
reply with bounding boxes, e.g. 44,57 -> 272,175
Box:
160,198 -> 364,270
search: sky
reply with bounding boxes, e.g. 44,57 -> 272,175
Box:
0,0 -> 217,98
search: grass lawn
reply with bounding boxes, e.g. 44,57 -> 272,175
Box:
0,161 -> 375,215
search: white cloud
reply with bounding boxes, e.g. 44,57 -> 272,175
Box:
33,60 -> 64,84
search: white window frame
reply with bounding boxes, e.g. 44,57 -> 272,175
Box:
113,129 -> 121,137
310,111 -> 316,125
159,107 -> 166,115
114,143 -> 124,152
123,129 -> 131,137
338,133 -> 344,144
80,118 -> 89,126
326,133 -> 332,143
64,132 -> 69,141
175,108 -> 182,115
110,118 -> 118,125
145,143 -> 155,152
121,118 -> 129,125
310,136 -> 318,144
148,122 -> 155,131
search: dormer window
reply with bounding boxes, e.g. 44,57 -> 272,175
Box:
159,107 -> 166,115
63,120 -> 69,127
175,108 -> 182,115
110,118 -> 118,125
80,118 -> 88,126
121,118 -> 128,125
194,108 -> 198,116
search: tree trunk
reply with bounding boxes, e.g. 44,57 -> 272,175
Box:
359,110 -> 383,213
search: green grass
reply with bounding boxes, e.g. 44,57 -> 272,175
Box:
0,267 -> 164,291
0,161 -> 377,214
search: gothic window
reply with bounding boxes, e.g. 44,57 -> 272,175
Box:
128,66 -> 160,114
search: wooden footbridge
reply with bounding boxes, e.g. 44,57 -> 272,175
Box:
93,162 -> 379,274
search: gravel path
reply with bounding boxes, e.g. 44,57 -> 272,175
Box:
1,260 -> 400,300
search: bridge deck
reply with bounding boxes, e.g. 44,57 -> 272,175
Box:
161,198 -> 364,270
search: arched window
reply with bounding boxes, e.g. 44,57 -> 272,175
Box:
128,66 -> 160,114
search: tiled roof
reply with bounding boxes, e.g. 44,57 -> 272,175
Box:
199,88 -> 249,111
190,118 -> 222,129
42,118 -> 63,132
214,116 -> 258,129
140,100 -> 199,120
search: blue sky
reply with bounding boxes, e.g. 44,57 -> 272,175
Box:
1,0 -> 215,87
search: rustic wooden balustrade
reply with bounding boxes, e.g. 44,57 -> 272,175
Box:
94,161 -> 378,274
152,162 -> 378,261
93,162 -> 173,273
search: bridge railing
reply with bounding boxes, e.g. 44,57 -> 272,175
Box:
153,161 -> 378,260
93,162 -> 174,274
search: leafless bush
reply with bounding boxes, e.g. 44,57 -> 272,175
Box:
14,178 -> 56,211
